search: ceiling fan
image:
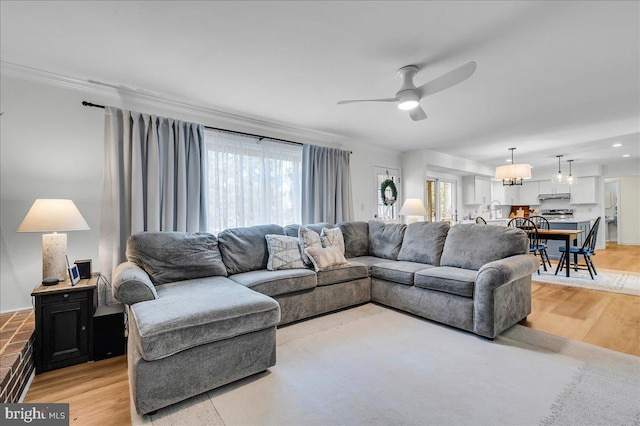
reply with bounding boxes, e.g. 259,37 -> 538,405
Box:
337,61 -> 477,121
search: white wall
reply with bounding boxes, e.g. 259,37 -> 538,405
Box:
0,74 -> 400,312
618,176 -> 640,245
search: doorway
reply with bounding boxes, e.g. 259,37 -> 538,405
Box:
425,178 -> 457,225
373,166 -> 401,221
604,179 -> 620,242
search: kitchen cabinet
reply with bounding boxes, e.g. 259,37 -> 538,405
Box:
519,181 -> 540,205
463,176 -> 491,205
570,176 -> 598,204
539,179 -> 571,194
491,180 -> 520,205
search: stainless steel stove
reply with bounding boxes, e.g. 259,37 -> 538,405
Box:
541,209 -> 574,219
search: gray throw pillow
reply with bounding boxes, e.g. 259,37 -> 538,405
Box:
299,226 -> 323,266
265,234 -> 306,270
126,232 -> 228,284
368,220 -> 406,260
397,221 -> 450,265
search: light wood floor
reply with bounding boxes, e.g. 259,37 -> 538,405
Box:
24,242 -> 639,425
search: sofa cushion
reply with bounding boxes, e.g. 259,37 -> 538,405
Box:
265,234 -> 306,270
397,222 -> 450,266
299,226 -> 323,265
126,232 -> 228,284
347,256 -> 392,274
304,246 -> 349,272
129,276 -> 280,361
336,221 -> 369,258
229,268 -> 317,297
368,220 -> 406,260
218,224 -> 285,275
414,267 -> 477,298
440,224 -> 529,271
321,227 -> 345,256
316,263 -> 369,286
284,222 -> 332,237
372,261 -> 436,286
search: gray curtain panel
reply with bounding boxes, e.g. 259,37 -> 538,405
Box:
301,144 -> 353,224
99,107 -> 207,286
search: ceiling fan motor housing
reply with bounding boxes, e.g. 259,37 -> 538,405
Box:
396,66 -> 420,110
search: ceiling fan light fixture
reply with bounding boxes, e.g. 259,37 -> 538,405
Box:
397,100 -> 419,110
396,90 -> 420,110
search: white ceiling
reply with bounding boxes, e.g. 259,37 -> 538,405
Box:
1,1 -> 638,170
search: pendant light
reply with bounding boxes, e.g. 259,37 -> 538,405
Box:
495,148 -> 532,186
551,155 -> 564,184
565,159 -> 575,185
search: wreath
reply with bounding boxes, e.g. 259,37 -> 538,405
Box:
380,179 -> 398,206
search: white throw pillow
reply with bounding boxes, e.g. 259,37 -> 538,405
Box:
299,226 -> 322,266
321,227 -> 345,256
304,246 -> 349,272
265,234 -> 306,271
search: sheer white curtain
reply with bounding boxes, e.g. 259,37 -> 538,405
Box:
206,129 -> 302,234
99,107 -> 207,296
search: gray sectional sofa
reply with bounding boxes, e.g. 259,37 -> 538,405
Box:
113,220 -> 539,415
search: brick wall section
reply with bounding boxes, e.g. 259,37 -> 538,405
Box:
0,309 -> 35,403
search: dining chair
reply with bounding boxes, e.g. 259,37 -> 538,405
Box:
529,215 -> 552,271
555,217 -> 601,279
507,217 -> 542,274
475,217 -> 487,224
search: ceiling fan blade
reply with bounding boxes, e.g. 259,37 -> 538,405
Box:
416,61 -> 477,99
409,106 -> 427,121
337,98 -> 397,105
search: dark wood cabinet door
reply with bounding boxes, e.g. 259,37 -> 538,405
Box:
41,300 -> 89,365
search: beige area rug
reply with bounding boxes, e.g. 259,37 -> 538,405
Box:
533,267 -> 640,296
132,304 -> 640,426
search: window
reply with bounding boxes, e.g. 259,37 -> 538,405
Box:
425,178 -> 457,225
206,130 -> 302,234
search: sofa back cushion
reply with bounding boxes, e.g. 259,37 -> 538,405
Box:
336,221 -> 369,258
368,220 -> 406,260
284,222 -> 332,237
397,221 -> 450,265
218,224 -> 285,274
440,223 -> 529,270
126,232 -> 228,284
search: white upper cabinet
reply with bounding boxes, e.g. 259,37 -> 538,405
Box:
463,176 -> 491,205
539,179 -> 570,194
519,180 -> 540,205
570,176 -> 598,204
492,180 -> 520,205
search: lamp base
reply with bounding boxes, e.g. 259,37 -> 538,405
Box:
42,233 -> 67,281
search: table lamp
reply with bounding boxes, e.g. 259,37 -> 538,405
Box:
17,199 -> 90,282
399,198 -> 427,223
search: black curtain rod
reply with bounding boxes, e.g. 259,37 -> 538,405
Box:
82,101 -> 305,147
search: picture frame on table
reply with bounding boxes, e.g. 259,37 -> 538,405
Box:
69,264 -> 80,286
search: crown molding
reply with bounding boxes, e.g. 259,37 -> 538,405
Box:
1,61 -> 341,144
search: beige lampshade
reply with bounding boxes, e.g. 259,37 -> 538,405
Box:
494,164 -> 532,181
17,199 -> 90,281
17,199 -> 90,232
399,198 -> 427,216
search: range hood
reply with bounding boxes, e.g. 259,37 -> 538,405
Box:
538,193 -> 571,201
